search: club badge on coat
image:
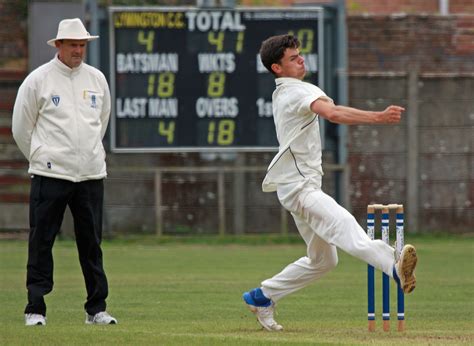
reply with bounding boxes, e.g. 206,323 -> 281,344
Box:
83,90 -> 98,109
91,94 -> 97,108
52,95 -> 60,106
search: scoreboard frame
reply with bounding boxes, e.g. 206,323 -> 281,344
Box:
108,6 -> 325,153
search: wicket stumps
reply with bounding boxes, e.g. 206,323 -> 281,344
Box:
367,204 -> 405,332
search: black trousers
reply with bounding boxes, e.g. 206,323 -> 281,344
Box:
25,175 -> 108,316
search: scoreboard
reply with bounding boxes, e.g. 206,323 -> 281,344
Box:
109,7 -> 324,152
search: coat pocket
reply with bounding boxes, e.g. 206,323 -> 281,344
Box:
29,140 -> 43,162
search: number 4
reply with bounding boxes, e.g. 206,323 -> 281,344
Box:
158,121 -> 175,144
138,30 -> 154,53
208,31 -> 224,52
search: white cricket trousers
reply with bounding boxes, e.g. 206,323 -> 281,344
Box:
261,178 -> 395,302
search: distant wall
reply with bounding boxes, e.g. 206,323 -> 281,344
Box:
348,15 -> 474,73
346,0 -> 474,14
0,1 -> 27,70
347,14 -> 473,232
348,75 -> 473,232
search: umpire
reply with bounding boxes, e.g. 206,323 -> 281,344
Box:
12,18 -> 117,326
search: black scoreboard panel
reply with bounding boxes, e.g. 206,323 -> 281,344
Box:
109,7 -> 323,152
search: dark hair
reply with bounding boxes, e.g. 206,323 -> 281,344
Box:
259,34 -> 300,75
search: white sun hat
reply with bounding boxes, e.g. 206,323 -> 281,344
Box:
47,18 -> 99,47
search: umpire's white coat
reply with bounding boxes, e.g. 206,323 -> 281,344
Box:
12,55 -> 110,183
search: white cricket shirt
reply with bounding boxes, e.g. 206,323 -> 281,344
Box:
262,77 -> 333,192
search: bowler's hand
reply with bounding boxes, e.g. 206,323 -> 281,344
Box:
377,105 -> 405,124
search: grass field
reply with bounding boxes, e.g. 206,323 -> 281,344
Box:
1,235 -> 473,345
